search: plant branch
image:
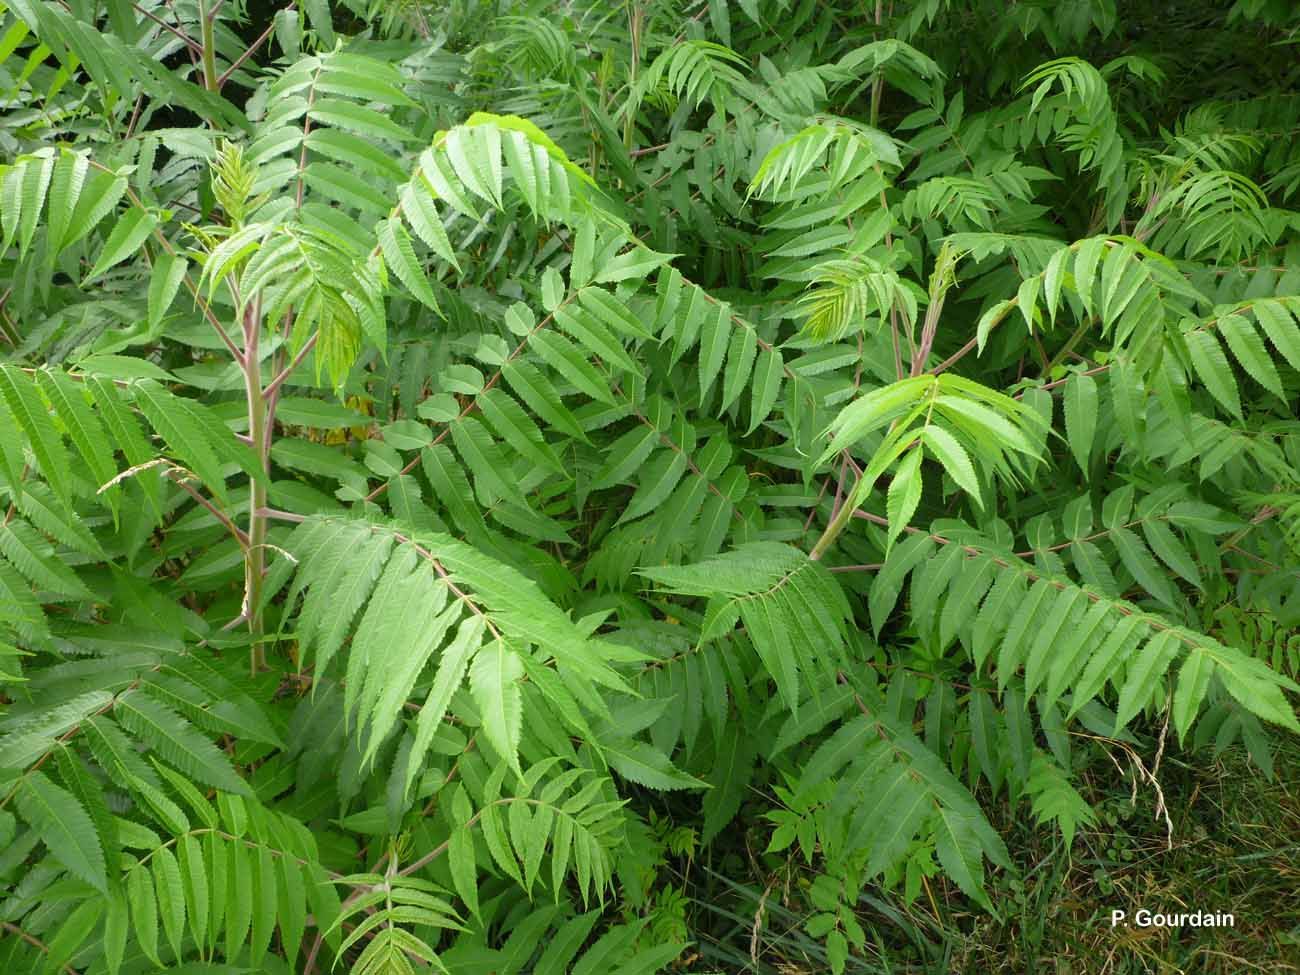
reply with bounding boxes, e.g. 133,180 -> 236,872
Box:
0,922 -> 78,975
163,468 -> 249,547
217,13 -> 284,88
132,2 -> 202,52
262,332 -> 317,399
87,161 -> 244,363
361,292 -> 580,504
241,294 -> 270,674
197,0 -> 219,91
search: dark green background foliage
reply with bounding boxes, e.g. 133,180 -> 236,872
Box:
2,0 -> 1299,972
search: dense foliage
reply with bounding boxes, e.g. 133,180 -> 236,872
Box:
2,0 -> 1300,972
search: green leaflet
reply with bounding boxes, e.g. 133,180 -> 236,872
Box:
54,742 -> 121,877
1183,327 -> 1242,419
13,771 -> 108,893
131,380 -> 231,502
84,375 -> 161,519
577,286 -> 653,341
871,533 -> 936,636
444,123 -> 504,207
1068,614 -> 1145,719
933,804 -> 991,909
469,639 -> 525,774
127,862 -> 161,965
351,558 -> 450,750
885,446 -> 923,550
42,896 -> 104,971
618,447 -> 688,525
1251,298 -> 1300,372
939,556 -> 995,650
530,330 -> 617,405
748,345 -> 784,433
1206,644 -> 1300,733
405,615 -> 486,791
0,363 -> 73,504
15,152 -> 54,258
1042,600 -> 1113,713
921,425 -> 982,506
377,216 -> 440,312
147,251 -> 189,331
570,218 -> 596,288
1113,629 -> 1181,731
601,737 -> 707,791
0,518 -> 97,599
1111,525 -> 1178,608
501,360 -> 589,441
698,302 -> 731,401
307,127 -> 407,182
1218,313 -> 1282,398
1026,750 -> 1095,847
700,727 -> 757,842
1173,648 -> 1213,744
277,849 -> 307,967
477,387 -> 564,474
114,690 -> 251,796
1072,236 -> 1105,319
1023,588 -> 1087,698
1109,355 -> 1145,446
1142,518 -> 1201,589
976,298 -> 1017,353
0,692 -> 115,771
150,844 -> 185,959
591,424 -> 659,490
642,542 -> 852,711
555,304 -> 638,374
311,98 -> 416,144
84,207 -> 159,283
449,414 -> 530,508
36,367 -> 117,503
295,524 -> 394,676
400,179 -> 460,270
535,911 -> 601,974
593,245 -> 676,284
822,375 -> 933,459
1062,371 -> 1098,473
250,846 -> 276,963
44,150 -> 87,260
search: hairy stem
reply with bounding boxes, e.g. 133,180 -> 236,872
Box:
869,0 -> 885,127
197,0 -> 219,92
1042,317 -> 1091,376
623,1 -> 642,151
809,470 -> 863,561
241,297 -> 268,674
